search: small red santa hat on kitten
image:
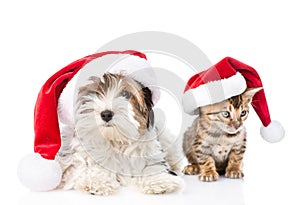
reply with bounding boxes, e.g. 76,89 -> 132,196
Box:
182,57 -> 285,143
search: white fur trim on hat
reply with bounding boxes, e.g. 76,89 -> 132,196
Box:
260,120 -> 285,143
17,153 -> 62,191
182,72 -> 247,115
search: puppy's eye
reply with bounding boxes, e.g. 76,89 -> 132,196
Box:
221,111 -> 230,118
241,110 -> 247,117
121,90 -> 131,99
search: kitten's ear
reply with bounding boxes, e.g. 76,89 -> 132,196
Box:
243,87 -> 263,102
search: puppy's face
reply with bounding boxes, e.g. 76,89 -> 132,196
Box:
75,73 -> 153,142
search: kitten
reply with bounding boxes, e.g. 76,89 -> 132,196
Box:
182,87 -> 262,181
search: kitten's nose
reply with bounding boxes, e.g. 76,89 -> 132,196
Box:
101,110 -> 114,122
233,121 -> 241,129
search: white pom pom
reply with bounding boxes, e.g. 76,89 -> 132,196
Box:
17,153 -> 62,191
260,120 -> 285,143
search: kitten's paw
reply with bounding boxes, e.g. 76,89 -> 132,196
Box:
183,164 -> 200,175
76,178 -> 119,196
140,173 -> 183,194
225,169 -> 244,179
198,171 -> 219,182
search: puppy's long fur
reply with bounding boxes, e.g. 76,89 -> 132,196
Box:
57,73 -> 183,195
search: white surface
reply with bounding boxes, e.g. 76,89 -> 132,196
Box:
0,0 -> 299,204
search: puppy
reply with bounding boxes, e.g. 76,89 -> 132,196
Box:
57,73 -> 183,195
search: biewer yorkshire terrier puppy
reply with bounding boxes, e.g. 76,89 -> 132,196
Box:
57,73 -> 183,195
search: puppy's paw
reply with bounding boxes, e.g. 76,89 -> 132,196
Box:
76,178 -> 119,196
198,170 -> 219,182
140,173 -> 184,194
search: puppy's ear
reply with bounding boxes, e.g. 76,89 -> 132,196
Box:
142,87 -> 153,110
148,110 -> 154,128
142,87 -> 154,128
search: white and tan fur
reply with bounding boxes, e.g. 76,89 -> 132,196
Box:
56,73 -> 183,195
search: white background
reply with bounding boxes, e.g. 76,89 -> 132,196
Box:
0,0 -> 299,204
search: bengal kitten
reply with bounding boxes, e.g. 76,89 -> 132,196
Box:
183,88 -> 262,182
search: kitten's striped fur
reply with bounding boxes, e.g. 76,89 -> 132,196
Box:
183,88 -> 262,181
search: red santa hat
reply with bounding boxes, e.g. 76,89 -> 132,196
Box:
182,57 -> 284,143
17,50 -> 160,191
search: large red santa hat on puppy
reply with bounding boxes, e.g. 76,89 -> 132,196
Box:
17,50 -> 160,191
182,57 -> 284,143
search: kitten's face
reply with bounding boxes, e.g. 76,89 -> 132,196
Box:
200,88 -> 262,134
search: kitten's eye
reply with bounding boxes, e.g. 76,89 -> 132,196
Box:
221,111 -> 230,118
241,110 -> 247,117
121,90 -> 131,99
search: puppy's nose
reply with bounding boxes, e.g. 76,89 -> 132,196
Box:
101,110 -> 114,122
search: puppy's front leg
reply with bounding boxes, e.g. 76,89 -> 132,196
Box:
137,160 -> 183,194
74,166 -> 120,196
